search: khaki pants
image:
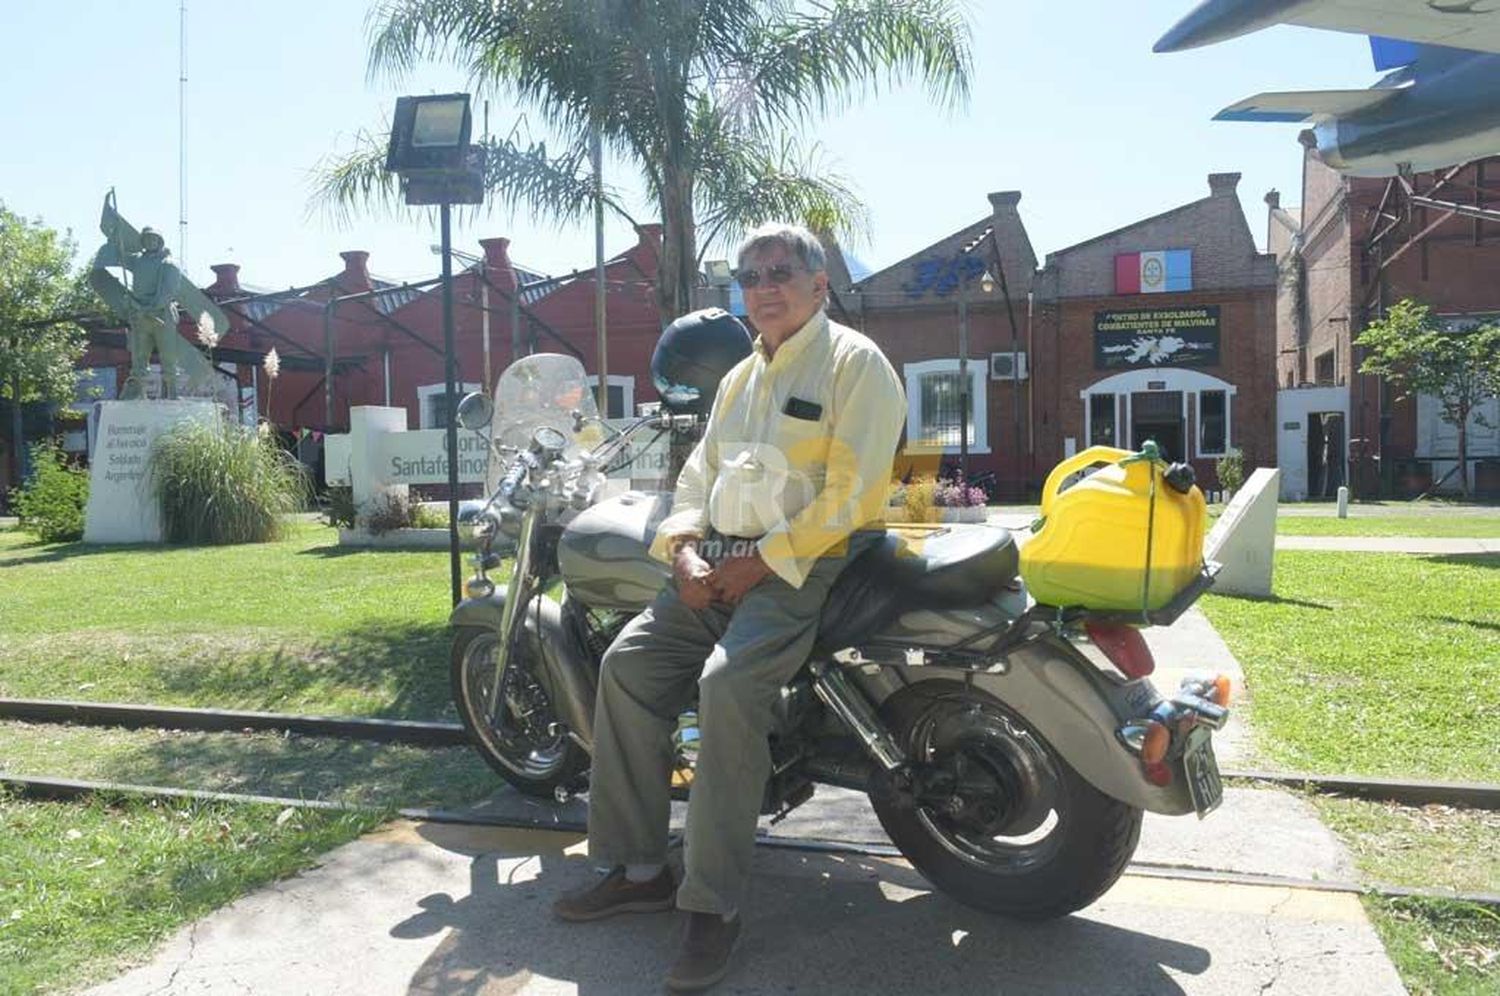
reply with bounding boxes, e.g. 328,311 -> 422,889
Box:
586,531 -> 879,914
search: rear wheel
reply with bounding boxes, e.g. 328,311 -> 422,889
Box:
869,680 -> 1141,919
450,625 -> 588,798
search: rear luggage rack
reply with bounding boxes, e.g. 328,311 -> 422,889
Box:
1033,562 -> 1221,629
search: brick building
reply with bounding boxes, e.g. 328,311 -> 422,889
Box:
1034,173 -> 1279,493
846,175 -> 1278,497
1269,146 -> 1500,498
844,192 -> 1037,495
69,226 -> 672,448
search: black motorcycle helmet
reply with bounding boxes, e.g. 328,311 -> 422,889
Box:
651,308 -> 753,415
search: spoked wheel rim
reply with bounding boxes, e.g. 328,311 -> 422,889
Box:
907,696 -> 1070,874
459,630 -> 570,780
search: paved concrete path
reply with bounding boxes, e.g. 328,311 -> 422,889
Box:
84,605 -> 1409,995
89,820 -> 1404,996
1276,536 -> 1498,553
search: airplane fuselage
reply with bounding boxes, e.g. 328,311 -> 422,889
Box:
1314,53 -> 1500,175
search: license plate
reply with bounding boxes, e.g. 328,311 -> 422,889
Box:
1183,727 -> 1224,818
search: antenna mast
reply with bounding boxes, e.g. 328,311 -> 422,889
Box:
178,1 -> 188,270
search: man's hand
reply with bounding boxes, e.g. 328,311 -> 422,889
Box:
671,540 -> 717,610
713,552 -> 772,605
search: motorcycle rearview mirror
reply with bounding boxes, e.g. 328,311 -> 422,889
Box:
454,392 -> 494,432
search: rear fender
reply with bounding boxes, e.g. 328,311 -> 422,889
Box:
850,639 -> 1195,815
450,587 -> 600,751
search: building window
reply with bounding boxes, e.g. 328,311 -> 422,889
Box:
1314,350 -> 1336,385
1198,390 -> 1227,456
1089,393 -> 1116,447
902,359 -> 989,454
591,374 -> 635,419
417,383 -> 482,429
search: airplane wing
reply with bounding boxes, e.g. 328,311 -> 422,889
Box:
1157,0 -> 1500,56
1213,86 -> 1402,122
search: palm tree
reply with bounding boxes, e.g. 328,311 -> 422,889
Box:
316,0 -> 972,323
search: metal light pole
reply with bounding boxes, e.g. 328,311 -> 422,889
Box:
439,203 -> 461,605
386,92 -> 484,607
957,271 -> 970,480
591,121 -> 608,416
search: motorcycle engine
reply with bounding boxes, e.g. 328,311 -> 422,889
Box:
772,676 -> 816,737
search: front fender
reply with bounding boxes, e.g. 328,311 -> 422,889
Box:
449,586 -> 600,752
853,641 -> 1195,815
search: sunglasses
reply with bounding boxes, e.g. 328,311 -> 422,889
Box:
734,264 -> 805,289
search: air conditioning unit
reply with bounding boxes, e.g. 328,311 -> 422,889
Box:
989,351 -> 1028,381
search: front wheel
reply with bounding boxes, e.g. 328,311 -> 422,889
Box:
869,680 -> 1142,920
450,625 -> 589,798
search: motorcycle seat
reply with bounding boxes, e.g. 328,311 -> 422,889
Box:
816,524 -> 1019,652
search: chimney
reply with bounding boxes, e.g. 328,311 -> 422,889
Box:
987,190 -> 1023,211
208,263 -> 242,296
338,250 -> 372,292
1208,172 -> 1241,197
636,223 -> 664,251
1265,189 -> 1281,210
479,236 -> 518,293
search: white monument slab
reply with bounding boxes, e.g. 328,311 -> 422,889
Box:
1204,466 -> 1280,598
322,409 -> 673,501
83,399 -> 219,543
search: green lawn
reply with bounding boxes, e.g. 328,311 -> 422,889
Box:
1275,515 -> 1500,538
0,523 -> 478,719
0,792 -> 383,996
1202,551 -> 1500,782
0,721 -> 502,811
0,523 -> 514,993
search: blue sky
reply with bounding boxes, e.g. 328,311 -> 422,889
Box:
1,1 -> 1373,290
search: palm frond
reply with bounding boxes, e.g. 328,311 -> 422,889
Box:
309,130 -> 402,226
308,127 -> 634,229
730,0 -> 972,130
693,125 -> 870,261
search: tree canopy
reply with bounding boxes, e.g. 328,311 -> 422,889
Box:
1357,298 -> 1500,496
0,203 -> 90,408
316,0 -> 972,322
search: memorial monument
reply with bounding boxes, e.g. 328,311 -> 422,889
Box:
83,193 -> 223,542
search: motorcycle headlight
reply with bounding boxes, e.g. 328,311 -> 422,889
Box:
466,512 -> 499,543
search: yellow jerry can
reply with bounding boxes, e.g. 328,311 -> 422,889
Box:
1020,445 -> 1206,612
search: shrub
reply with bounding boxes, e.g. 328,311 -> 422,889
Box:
904,477 -> 937,521
887,481 -> 907,507
10,441 -> 89,542
324,486 -> 357,529
361,492 -> 412,535
1216,448 -> 1246,496
410,502 -> 449,529
148,419 -> 309,544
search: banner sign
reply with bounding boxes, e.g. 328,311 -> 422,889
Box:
1094,306 -> 1221,369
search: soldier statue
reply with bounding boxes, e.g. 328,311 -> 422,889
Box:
88,192 -> 226,400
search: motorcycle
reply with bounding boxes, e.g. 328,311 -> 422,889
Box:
447,352 -> 1230,920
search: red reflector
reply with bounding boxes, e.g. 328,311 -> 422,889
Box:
1143,761 -> 1172,786
1084,621 -> 1156,679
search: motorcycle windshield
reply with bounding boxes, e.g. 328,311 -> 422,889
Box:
489,353 -> 600,472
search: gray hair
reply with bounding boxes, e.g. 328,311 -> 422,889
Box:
735,222 -> 827,274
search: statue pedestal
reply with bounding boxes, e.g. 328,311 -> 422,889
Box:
83,400 -> 219,543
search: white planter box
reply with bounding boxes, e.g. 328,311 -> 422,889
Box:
338,527 -> 473,550
885,506 -> 987,524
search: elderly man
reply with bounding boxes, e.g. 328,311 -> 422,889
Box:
553,223 -> 905,991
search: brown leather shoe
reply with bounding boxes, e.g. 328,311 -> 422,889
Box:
551,866 -> 676,922
664,912 -> 742,992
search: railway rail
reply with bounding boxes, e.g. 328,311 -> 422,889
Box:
4,696 -> 1496,810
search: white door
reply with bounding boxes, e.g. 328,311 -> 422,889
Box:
1276,386 -> 1349,501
